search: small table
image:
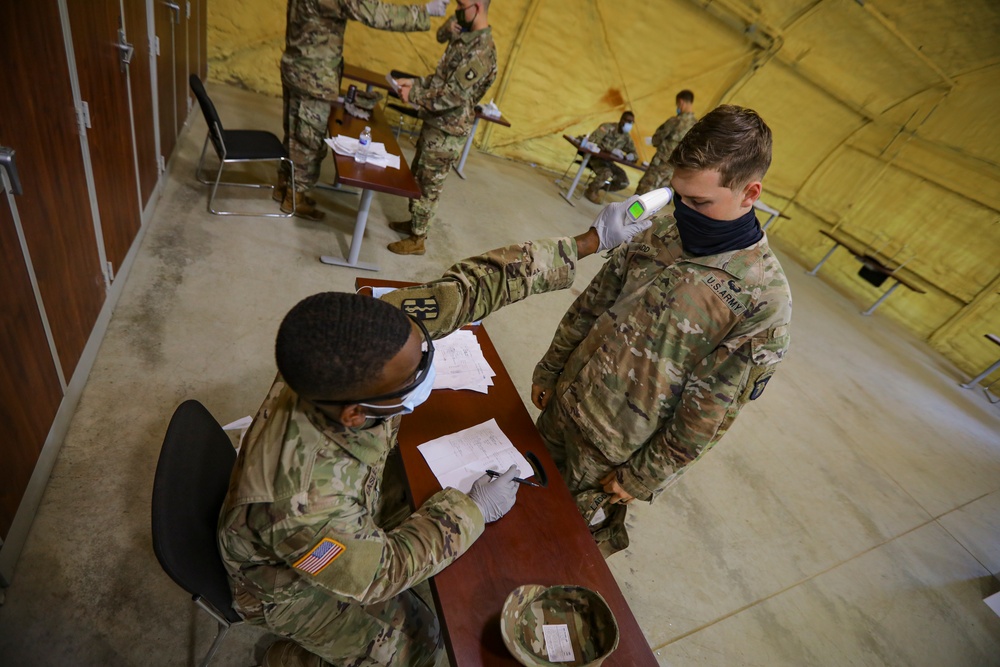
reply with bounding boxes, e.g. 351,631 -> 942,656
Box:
322,103 -> 422,271
356,277 -> 658,667
342,63 -> 392,93
754,199 -> 790,231
559,135 -> 646,206
960,334 -> 1000,401
454,109 -> 511,180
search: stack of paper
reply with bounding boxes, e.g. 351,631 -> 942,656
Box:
325,135 -> 401,169
432,329 -> 495,394
417,418 -> 532,493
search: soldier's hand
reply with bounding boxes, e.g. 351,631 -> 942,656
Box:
599,470 -> 635,505
591,197 -> 653,252
611,148 -> 625,159
397,79 -> 413,104
468,466 -> 520,523
449,19 -> 462,35
531,383 -> 551,410
425,0 -> 450,17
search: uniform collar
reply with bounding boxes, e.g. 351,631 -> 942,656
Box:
651,217 -> 768,278
301,397 -> 395,467
458,25 -> 491,43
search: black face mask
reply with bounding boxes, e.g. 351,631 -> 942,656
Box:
673,195 -> 763,257
455,4 -> 478,31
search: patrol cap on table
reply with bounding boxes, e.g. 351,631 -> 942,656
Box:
501,584 -> 620,666
353,90 -> 382,111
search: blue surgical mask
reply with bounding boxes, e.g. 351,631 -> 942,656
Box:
676,107 -> 682,116
621,122 -> 633,133
359,362 -> 436,418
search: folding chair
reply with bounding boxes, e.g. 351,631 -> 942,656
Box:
189,75 -> 295,217
151,400 -> 242,667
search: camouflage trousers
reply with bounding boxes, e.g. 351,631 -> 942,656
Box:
409,125 -> 466,236
586,159 -> 629,195
281,84 -> 334,192
536,400 -> 631,558
635,155 -> 674,196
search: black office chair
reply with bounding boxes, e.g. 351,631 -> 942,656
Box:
152,400 -> 242,667
189,74 -> 295,217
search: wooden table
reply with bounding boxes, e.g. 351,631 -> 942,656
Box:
454,109 -> 511,180
807,228 -> 930,315
322,103 -> 422,271
559,135 -> 646,206
342,63 -> 392,93
357,277 -> 658,667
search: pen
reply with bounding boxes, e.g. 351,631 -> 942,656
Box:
485,469 -> 543,487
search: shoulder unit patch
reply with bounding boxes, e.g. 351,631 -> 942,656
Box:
400,297 -> 439,320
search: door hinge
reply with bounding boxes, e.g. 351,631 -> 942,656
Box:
154,35 -> 160,56
158,155 -> 166,173
76,101 -> 92,134
106,261 -> 115,282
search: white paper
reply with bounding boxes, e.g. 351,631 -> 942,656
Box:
431,329 -> 495,394
371,286 -> 397,298
417,419 -> 532,493
986,590 -> 1000,617
325,136 -> 401,169
542,624 -> 576,662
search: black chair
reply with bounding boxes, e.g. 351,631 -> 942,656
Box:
152,400 -> 242,666
189,74 -> 295,217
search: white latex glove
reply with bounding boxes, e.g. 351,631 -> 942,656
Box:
644,136 -> 653,146
425,0 -> 449,17
591,196 -> 654,251
611,148 -> 625,159
468,465 -> 520,523
626,152 -> 636,162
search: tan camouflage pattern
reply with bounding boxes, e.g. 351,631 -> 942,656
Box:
585,122 -> 638,194
587,160 -> 629,195
635,111 -> 697,196
436,15 -> 458,43
408,125 -> 467,235
280,0 -> 430,99
282,89 -> 333,192
501,585 -> 620,667
218,236 -> 580,665
532,215 -> 792,509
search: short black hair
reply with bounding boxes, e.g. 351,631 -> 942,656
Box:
275,292 -> 411,401
676,89 -> 694,104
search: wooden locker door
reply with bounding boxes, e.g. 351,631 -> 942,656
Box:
155,0 -> 178,160
174,0 -> 191,131
67,0 -> 143,277
0,0 -> 106,382
123,0 -> 159,209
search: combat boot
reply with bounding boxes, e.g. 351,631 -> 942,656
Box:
281,190 -> 326,221
584,184 -> 604,204
389,219 -> 413,235
387,234 -> 426,255
272,172 -> 288,203
262,640 -> 328,667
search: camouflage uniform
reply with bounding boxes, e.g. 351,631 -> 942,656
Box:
218,237 -> 580,667
532,216 -> 792,554
436,15 -> 458,43
280,0 -> 430,192
585,122 -> 638,196
407,26 -> 497,237
635,111 -> 697,195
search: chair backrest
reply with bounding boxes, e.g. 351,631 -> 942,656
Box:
151,399 -> 241,624
189,74 -> 226,158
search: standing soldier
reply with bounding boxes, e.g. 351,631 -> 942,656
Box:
388,0 -> 497,255
275,0 -> 451,221
635,89 -> 697,195
583,111 -> 639,204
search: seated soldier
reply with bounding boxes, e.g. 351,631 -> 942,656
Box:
583,110 -> 638,204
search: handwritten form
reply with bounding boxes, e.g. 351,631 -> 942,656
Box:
417,419 -> 532,493
432,329 -> 495,393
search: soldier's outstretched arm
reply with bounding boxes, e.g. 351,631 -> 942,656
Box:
338,0 -> 432,32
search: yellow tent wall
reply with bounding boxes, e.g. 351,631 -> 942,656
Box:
208,0 -> 1000,385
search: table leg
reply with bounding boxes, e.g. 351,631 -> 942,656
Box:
762,211 -> 779,231
807,242 -> 840,275
320,188 -> 379,272
560,153 -> 591,207
861,280 -> 901,316
960,359 -> 1000,389
454,117 -> 480,180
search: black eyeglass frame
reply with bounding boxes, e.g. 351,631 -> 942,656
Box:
313,315 -> 435,406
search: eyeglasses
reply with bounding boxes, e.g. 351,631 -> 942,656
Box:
313,315 -> 435,406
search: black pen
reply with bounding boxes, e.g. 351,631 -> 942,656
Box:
485,469 -> 543,487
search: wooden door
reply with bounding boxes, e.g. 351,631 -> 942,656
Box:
0,0 -> 106,382
155,0 -> 178,160
173,0 -> 191,136
198,0 -> 207,80
67,0 -> 142,277
123,0 -> 160,209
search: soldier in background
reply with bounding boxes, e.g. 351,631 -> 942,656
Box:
388,0 -> 497,256
582,111 -> 639,204
635,89 -> 697,196
531,105 -> 793,557
275,0 -> 450,221
218,207 -> 650,667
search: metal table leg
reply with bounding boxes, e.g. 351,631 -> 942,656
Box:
762,211 -> 779,231
861,280 -> 901,316
560,153 -> 592,207
320,188 -> 379,272
454,117 -> 480,180
960,358 -> 1000,389
807,242 -> 840,276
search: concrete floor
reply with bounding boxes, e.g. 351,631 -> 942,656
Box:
1,82 -> 999,666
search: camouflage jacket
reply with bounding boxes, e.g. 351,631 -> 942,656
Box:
589,122 -> 637,158
649,111 -> 696,169
409,26 -> 497,135
436,15 -> 458,43
218,237 -> 579,614
533,217 -> 792,501
281,0 -> 429,99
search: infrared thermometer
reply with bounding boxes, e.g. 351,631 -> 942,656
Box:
626,187 -> 673,223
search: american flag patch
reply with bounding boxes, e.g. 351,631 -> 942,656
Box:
292,538 -> 345,575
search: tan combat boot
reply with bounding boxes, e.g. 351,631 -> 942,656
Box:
584,184 -> 604,204
272,172 -> 288,203
262,640 -> 328,667
387,234 -> 426,255
388,219 -> 413,235
281,190 -> 326,221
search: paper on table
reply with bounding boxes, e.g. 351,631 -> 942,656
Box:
417,418 -> 532,494
325,136 -> 401,169
432,329 -> 495,393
